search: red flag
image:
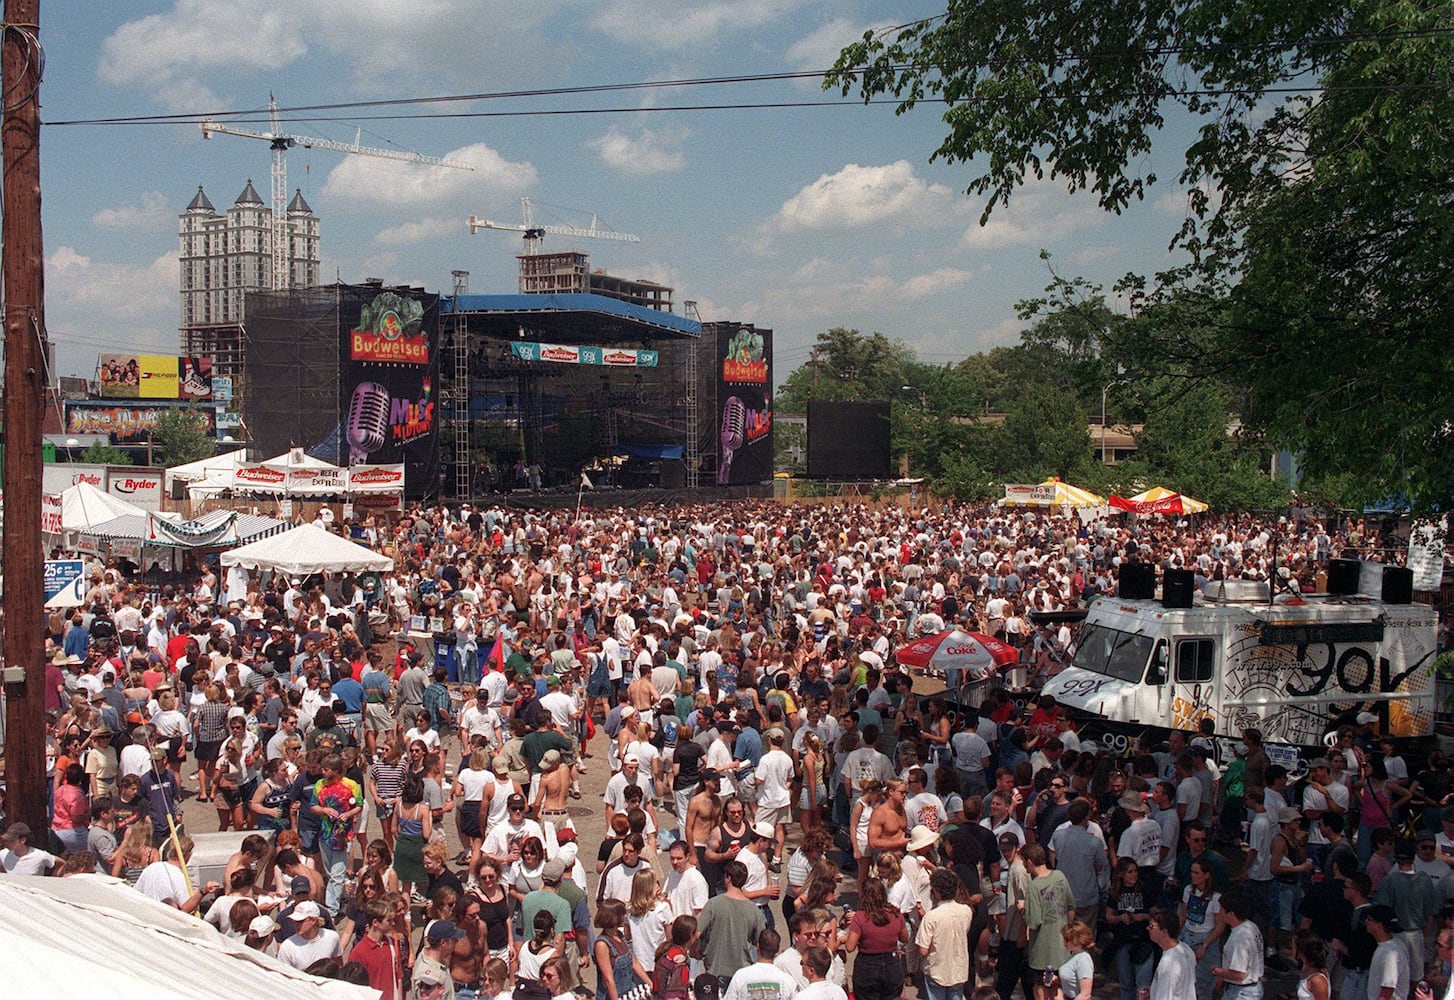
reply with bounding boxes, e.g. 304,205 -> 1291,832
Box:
492,636 -> 508,673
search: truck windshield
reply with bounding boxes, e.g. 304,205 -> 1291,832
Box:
1070,623 -> 1154,683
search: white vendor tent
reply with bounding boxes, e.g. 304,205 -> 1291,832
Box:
162,448 -> 250,492
166,448 -> 340,497
221,522 -> 394,575
60,480 -> 148,532
0,874 -> 376,1000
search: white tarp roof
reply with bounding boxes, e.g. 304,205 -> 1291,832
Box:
60,480 -> 148,531
220,522 -> 394,575
165,449 -> 339,491
0,874 -> 376,1000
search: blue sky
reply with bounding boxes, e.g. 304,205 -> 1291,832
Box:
40,1 -> 1202,383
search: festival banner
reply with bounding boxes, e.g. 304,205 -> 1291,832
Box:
349,291 -> 430,364
510,341 -> 659,367
715,323 -> 773,485
41,494 -> 65,536
1109,493 -> 1185,515
1003,484 -> 1059,504
348,464 -> 406,493
280,466 -> 348,495
233,464 -> 288,492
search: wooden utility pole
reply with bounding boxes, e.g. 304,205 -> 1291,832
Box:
2,0 -> 48,837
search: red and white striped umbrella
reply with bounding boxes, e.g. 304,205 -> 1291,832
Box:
895,629 -> 1018,680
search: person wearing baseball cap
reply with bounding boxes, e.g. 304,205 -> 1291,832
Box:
276,899 -> 342,972
0,823 -> 59,876
414,920 -> 464,1000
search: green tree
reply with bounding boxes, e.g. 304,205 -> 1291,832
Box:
999,383 -> 1092,482
80,442 -> 132,466
828,0 -> 1454,513
151,406 -> 214,467
776,327 -> 916,412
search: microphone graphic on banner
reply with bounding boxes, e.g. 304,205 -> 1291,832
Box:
718,395 -> 745,485
346,381 -> 391,463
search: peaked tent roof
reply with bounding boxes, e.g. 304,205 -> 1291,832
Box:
165,449 -> 340,491
1001,478 -> 1106,508
59,481 -> 149,532
1129,485 -> 1209,513
220,522 -> 394,575
0,874 -> 374,1000
287,188 -> 313,213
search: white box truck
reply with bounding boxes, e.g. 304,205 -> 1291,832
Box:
1043,572 -> 1439,757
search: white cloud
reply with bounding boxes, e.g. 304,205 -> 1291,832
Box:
900,268 -> 972,298
592,0 -> 795,48
769,161 -> 955,232
98,2 -> 559,107
98,0 -> 308,109
785,18 -> 893,75
588,126 -> 690,176
1153,180 -> 1224,220
45,248 -> 179,374
374,217 -> 457,246
322,143 -> 537,210
91,191 -> 174,230
961,175 -> 1105,249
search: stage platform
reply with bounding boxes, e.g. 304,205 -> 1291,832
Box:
459,483 -> 773,511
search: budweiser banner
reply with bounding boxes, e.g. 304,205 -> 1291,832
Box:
282,467 -> 348,495
511,341 -> 659,368
348,464 -> 406,493
233,464 -> 289,492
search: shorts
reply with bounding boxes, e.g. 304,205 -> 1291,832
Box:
757,804 -> 790,830
459,803 -> 483,841
195,739 -> 223,763
165,737 -> 186,764
298,826 -> 320,854
736,773 -> 759,805
218,783 -> 243,807
364,703 -> 394,734
375,800 -> 395,821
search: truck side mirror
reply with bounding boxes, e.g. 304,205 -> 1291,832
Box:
1147,641 -> 1168,685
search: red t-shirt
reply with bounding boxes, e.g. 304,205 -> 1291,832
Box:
850,908 -> 905,955
348,933 -> 400,1000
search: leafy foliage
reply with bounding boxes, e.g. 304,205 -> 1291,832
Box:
151,406 -> 214,467
80,442 -> 132,466
826,0 -> 1453,513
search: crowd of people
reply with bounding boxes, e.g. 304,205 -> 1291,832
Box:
2,497 -> 1451,1000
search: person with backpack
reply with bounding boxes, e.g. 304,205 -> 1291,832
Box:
653,915 -> 698,1000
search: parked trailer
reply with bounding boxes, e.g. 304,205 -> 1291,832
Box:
1043,573 -> 1439,761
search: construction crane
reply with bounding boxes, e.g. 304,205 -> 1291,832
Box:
201,94 -> 474,291
468,197 -> 640,256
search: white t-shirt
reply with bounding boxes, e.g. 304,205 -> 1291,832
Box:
134,860 -> 190,906
1117,817 -> 1163,869
665,864 -> 709,918
1369,937 -> 1410,1000
755,748 -> 795,809
482,818 -> 544,859
950,730 -> 990,773
1149,942 -> 1196,1000
604,769 -> 654,813
1175,776 -> 1203,822
455,766 -> 493,803
724,962 -> 799,1000
277,928 -> 342,971
1303,781 -> 1349,846
0,847 -> 58,876
906,793 -> 949,833
794,982 -> 847,1000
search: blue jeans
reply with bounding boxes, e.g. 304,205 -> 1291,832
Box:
319,840 -> 349,915
1114,945 -> 1156,1000
459,644 -> 479,686
922,978 -> 965,1000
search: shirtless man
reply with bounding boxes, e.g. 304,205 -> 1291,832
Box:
449,893 -> 489,997
685,770 -> 723,871
626,662 -> 658,720
868,778 -> 912,858
532,748 -> 574,836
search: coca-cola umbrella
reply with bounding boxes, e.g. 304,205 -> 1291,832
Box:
895,629 -> 1018,681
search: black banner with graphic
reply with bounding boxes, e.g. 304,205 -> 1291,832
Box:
714,323 -> 772,485
339,287 -> 441,497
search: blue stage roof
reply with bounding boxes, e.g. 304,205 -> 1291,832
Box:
444,293 -> 700,339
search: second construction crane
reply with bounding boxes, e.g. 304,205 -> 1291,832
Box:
469,198 -> 640,257
202,94 -> 473,291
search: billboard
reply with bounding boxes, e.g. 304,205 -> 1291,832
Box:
715,324 -> 772,485
66,402 -> 216,444
341,288 -> 441,490
106,469 -> 164,511
43,463 -> 107,495
806,400 -> 892,478
98,354 -> 212,400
